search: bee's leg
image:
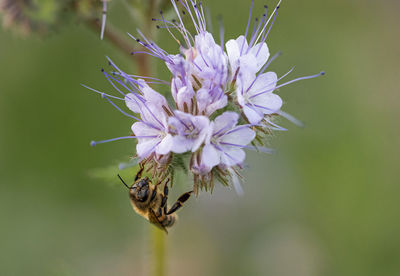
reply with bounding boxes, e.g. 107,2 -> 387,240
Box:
161,180 -> 169,213
166,191 -> 193,215
155,179 -> 170,218
134,163 -> 145,181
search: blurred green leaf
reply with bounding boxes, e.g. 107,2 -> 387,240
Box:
89,162 -> 140,187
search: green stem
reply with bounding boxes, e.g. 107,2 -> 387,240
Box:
152,226 -> 166,276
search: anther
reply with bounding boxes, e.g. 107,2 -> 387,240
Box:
156,25 -> 160,29
90,141 -> 96,147
101,68 -> 104,72
320,71 -> 326,75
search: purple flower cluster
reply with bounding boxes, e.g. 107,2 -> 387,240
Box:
87,0 -> 324,194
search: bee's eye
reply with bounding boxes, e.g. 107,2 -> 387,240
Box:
137,179 -> 149,188
137,189 -> 149,202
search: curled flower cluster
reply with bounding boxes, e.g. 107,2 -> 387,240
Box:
88,0 -> 324,194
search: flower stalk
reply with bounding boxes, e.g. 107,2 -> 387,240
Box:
152,227 -> 166,276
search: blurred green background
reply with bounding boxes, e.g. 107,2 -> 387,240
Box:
1,0 -> 399,275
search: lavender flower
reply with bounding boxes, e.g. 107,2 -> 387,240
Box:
236,71 -> 282,124
226,35 -> 270,77
168,111 -> 209,154
200,112 -> 255,170
87,0 -> 324,194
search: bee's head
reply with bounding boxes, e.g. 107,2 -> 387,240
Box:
118,174 -> 150,202
130,177 -> 150,202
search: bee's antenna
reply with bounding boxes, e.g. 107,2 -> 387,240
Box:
118,174 -> 130,189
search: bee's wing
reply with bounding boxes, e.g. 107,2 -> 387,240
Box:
148,209 -> 168,234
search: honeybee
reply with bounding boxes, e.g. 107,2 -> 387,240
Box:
118,165 -> 192,233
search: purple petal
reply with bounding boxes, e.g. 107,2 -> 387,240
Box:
212,112 -> 239,136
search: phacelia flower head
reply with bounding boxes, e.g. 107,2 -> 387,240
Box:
87,0 -> 324,194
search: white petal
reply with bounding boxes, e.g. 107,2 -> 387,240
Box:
248,72 -> 277,95
227,167 -> 244,196
222,127 -> 256,146
196,88 -> 210,113
202,144 -> 220,168
204,122 -> 214,144
138,79 -> 168,108
253,93 -> 283,114
236,86 -> 246,106
243,105 -> 263,124
136,139 -> 160,158
238,54 -> 258,76
220,147 -> 246,167
177,86 -> 194,110
131,122 -> 160,137
236,70 -> 257,101
195,32 -> 217,50
171,135 -> 192,154
171,77 -> 182,103
156,134 -> 173,155
226,39 -> 240,72
140,102 -> 168,129
235,36 -> 248,53
191,116 -> 210,152
249,42 -> 270,72
166,54 -> 191,77
205,94 -> 228,116
125,93 -> 142,113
